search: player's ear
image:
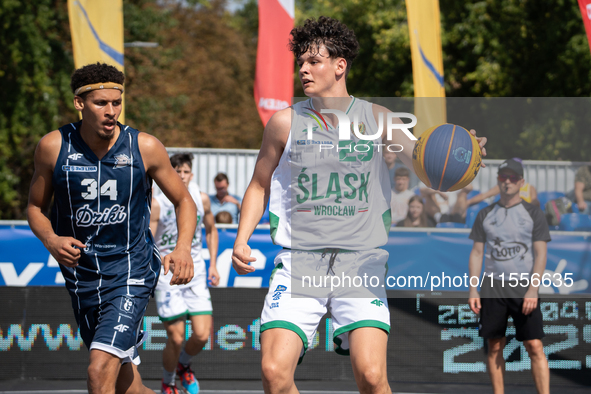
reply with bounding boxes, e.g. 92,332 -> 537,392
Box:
335,57 -> 347,78
73,95 -> 85,111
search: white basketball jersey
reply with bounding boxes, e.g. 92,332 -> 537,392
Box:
154,182 -> 205,260
269,97 -> 392,250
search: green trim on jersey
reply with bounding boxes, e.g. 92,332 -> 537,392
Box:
269,211 -> 279,243
382,209 -> 392,235
260,320 -> 307,364
345,97 -> 356,114
269,262 -> 284,286
333,320 -> 390,356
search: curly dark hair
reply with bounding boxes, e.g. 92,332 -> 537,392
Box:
289,16 -> 359,78
70,62 -> 125,95
170,153 -> 194,169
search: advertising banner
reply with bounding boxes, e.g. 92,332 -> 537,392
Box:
1,287 -> 590,387
1,225 -> 588,297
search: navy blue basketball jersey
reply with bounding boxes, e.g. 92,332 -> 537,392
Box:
51,121 -> 160,311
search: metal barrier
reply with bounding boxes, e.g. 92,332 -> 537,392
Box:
165,148 -> 588,197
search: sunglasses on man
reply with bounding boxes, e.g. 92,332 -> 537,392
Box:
497,173 -> 522,183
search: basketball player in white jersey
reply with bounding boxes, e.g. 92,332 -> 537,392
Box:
232,17 -> 486,394
151,153 -> 219,394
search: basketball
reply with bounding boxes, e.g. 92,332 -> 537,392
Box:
412,124 -> 482,192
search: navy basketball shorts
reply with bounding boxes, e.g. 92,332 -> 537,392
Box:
75,295 -> 150,364
479,280 -> 545,341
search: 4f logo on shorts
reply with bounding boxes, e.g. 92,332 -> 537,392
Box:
120,297 -> 134,314
114,324 -> 129,332
371,299 -> 384,307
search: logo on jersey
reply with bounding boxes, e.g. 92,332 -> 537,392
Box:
62,165 -> 97,172
113,154 -> 131,169
68,153 -> 84,161
304,107 -> 329,132
120,297 -> 135,314
114,324 -> 130,332
491,240 -> 528,261
350,121 -> 366,135
75,204 -> 127,227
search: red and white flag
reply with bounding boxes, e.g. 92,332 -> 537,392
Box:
578,0 -> 591,54
254,0 -> 295,126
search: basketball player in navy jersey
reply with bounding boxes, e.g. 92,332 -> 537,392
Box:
27,63 -> 197,394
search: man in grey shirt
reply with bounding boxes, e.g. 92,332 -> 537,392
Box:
468,158 -> 551,394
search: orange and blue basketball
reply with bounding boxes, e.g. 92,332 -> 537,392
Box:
412,124 -> 482,192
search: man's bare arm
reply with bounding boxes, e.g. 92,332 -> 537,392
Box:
27,131 -> 86,266
523,240 -> 548,315
232,108 -> 290,275
150,196 -> 160,237
201,192 -> 220,286
468,241 -> 484,314
139,133 -> 196,285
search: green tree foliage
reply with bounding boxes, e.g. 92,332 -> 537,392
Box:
293,0 -> 591,160
124,0 -> 261,149
0,0 -> 74,219
3,0 -> 591,219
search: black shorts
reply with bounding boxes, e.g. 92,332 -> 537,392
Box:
479,280 -> 544,341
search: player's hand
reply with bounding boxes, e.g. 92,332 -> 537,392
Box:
163,249 -> 194,285
208,266 -> 220,286
45,235 -> 86,267
232,243 -> 256,275
522,296 -> 538,316
578,201 -> 587,213
468,296 -> 481,315
469,129 -> 487,167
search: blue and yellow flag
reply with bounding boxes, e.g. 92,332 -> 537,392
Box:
405,0 -> 446,137
68,0 -> 125,122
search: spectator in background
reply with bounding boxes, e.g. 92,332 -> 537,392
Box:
390,166 -> 415,224
215,211 -> 233,224
397,195 -> 435,228
210,173 -> 241,224
467,158 -> 539,207
574,163 -> 591,214
420,183 -> 473,224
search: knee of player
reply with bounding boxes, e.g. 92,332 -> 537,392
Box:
261,358 -> 293,385
356,365 -> 387,390
87,361 -> 109,384
190,330 -> 210,344
168,333 -> 185,348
